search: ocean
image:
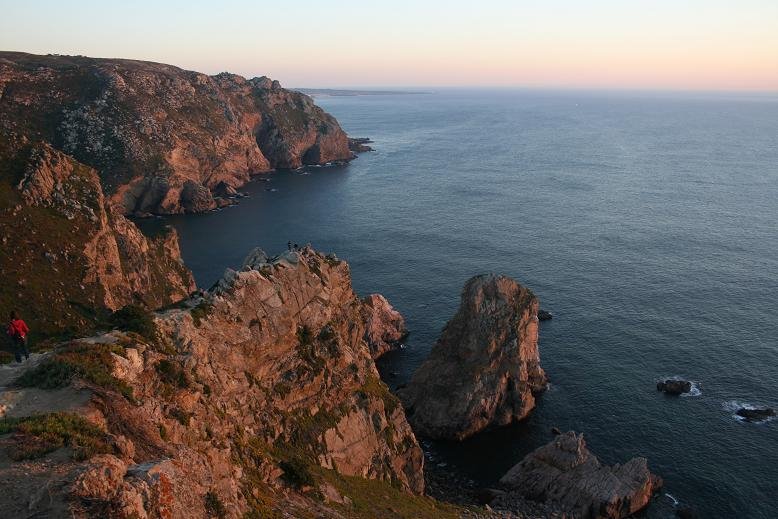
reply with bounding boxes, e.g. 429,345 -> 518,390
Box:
140,89 -> 778,518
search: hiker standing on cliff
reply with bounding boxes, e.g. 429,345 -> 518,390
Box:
7,311 -> 30,363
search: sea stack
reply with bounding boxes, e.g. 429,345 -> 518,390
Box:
496,431 -> 662,519
398,274 -> 547,440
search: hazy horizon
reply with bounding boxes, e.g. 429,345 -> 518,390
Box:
1,1 -> 777,91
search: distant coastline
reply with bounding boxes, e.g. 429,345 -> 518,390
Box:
294,87 -> 432,97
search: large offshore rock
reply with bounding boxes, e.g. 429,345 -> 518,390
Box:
496,432 -> 662,519
399,274 -> 547,440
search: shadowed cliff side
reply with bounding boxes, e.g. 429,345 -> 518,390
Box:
0,138 -> 195,341
0,51 -> 355,215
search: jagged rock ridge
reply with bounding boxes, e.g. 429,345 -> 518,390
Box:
0,248 -> 430,518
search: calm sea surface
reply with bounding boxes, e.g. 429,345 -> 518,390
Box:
141,89 -> 778,518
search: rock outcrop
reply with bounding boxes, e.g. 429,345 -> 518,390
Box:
360,293 -> 408,358
735,406 -> 776,422
495,432 -> 662,519
0,248 -> 433,518
0,52 -> 356,215
399,274 -> 547,440
0,141 -> 195,339
656,379 -> 692,395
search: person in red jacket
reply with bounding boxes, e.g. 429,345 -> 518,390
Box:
7,311 -> 30,363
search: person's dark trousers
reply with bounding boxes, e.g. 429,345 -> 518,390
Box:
12,336 -> 29,362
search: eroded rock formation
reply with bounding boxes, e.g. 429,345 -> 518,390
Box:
360,293 -> 408,358
0,52 -> 356,215
0,141 -> 194,338
399,274 -> 547,440
495,431 -> 662,519
0,248 -> 430,518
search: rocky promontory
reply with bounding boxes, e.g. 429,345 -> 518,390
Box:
0,52 -> 358,216
495,432 -> 662,519
0,248 -> 433,517
399,274 -> 547,440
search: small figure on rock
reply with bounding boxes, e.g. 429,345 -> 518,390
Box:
6,310 -> 30,363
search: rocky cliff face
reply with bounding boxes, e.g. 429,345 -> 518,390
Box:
360,294 -> 408,358
399,274 -> 547,440
0,140 -> 194,339
0,52 -> 354,215
495,432 -> 662,519
0,248 -> 434,518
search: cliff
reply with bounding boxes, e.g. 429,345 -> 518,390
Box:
0,248 -> 461,518
360,294 -> 408,359
399,274 -> 547,440
0,140 -> 194,340
0,52 -> 354,215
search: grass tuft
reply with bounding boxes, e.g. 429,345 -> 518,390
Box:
0,412 -> 111,461
16,341 -> 134,400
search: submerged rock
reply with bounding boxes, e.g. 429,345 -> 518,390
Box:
735,406 -> 775,422
657,379 -> 692,395
398,274 -> 547,440
496,431 -> 662,519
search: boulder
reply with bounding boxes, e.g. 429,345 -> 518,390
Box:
656,379 -> 692,395
735,407 -> 775,422
538,309 -> 553,321
497,431 -> 662,519
398,274 -> 547,440
180,180 -> 216,213
360,294 -> 408,358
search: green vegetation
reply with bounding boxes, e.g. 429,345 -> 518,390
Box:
191,300 -> 214,327
319,469 -> 465,519
16,341 -> 134,400
108,304 -> 159,343
279,457 -> 316,488
0,412 -> 111,461
204,490 -> 227,519
357,375 -> 400,415
296,325 -> 326,376
156,358 -> 189,389
0,349 -> 15,364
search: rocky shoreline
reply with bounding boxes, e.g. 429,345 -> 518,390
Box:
0,52 -> 679,519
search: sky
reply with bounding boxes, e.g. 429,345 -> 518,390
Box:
1,0 -> 776,91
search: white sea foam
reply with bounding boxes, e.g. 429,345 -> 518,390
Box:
723,400 -> 776,423
665,493 -> 679,506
